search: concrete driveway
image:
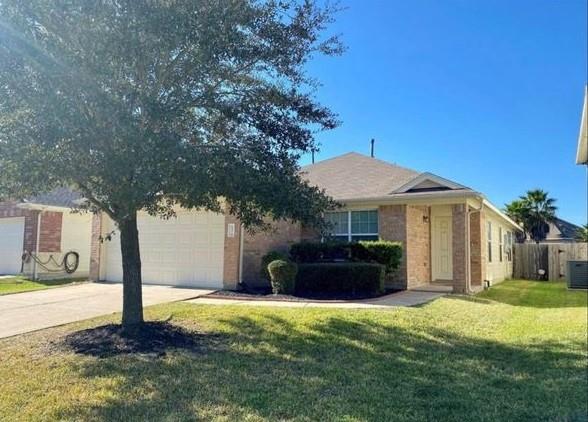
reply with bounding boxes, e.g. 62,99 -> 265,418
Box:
0,282 -> 213,338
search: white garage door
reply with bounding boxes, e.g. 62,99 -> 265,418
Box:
0,217 -> 25,275
102,210 -> 225,288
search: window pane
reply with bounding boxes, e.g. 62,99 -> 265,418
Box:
325,212 -> 348,235
351,210 -> 378,234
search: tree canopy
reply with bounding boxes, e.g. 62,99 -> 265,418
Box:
0,0 -> 343,329
505,189 -> 557,243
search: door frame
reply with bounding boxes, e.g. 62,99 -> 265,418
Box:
431,215 -> 453,281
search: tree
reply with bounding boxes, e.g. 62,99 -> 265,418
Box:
0,0 -> 342,331
505,189 -> 557,243
576,224 -> 588,243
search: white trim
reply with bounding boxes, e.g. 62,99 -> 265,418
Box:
393,172 -> 469,193
17,203 -> 72,212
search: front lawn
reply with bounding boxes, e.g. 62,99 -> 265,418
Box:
0,280 -> 586,421
0,276 -> 86,295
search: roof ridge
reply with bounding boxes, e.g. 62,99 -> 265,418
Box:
302,151 -> 420,175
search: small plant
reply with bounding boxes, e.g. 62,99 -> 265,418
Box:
260,251 -> 288,282
267,260 -> 298,295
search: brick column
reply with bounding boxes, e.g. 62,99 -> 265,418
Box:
379,205 -> 407,289
89,213 -> 102,281
38,212 -> 63,252
223,213 -> 242,290
406,205 -> 431,288
452,204 -> 468,293
469,210 -> 486,288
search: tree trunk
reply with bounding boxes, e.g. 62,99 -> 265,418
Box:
119,213 -> 143,331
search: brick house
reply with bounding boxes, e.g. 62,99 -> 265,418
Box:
0,188 -> 93,279
73,152 -> 518,294
241,153 -> 521,293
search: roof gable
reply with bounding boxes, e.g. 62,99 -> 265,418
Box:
393,172 -> 469,194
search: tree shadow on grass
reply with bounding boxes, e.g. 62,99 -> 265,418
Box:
52,314 -> 587,421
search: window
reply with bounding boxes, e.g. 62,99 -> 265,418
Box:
499,227 -> 503,262
325,210 -> 378,242
506,231 -> 513,261
487,221 -> 492,263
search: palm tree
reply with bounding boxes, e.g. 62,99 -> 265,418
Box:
521,189 -> 557,243
576,224 -> 588,242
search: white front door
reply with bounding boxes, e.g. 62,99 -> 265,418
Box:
0,217 -> 25,275
432,216 -> 453,281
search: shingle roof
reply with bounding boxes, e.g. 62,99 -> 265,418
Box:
25,187 -> 82,208
301,152 -> 419,200
301,152 -> 472,201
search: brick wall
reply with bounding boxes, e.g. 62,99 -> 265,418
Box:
452,204 -> 467,293
89,213 -> 102,281
0,202 -> 39,254
38,211 -> 63,252
378,205 -> 408,289
223,213 -> 241,290
406,205 -> 431,288
242,219 -> 302,287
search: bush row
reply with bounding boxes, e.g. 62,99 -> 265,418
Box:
289,240 -> 402,273
295,263 -> 385,296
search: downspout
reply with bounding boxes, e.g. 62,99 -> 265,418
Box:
238,225 -> 244,286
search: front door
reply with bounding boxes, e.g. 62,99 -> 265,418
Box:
432,216 -> 453,281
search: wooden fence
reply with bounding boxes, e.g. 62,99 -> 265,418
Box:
514,243 -> 588,281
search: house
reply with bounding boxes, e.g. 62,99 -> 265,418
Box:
87,153 -> 519,294
0,188 -> 93,278
576,86 -> 587,165
520,217 -> 582,243
241,153 -> 521,293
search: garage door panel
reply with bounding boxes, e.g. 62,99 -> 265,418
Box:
0,217 -> 25,275
102,210 -> 225,288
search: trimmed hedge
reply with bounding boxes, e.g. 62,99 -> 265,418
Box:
296,263 -> 385,296
289,240 -> 402,273
260,251 -> 288,281
268,260 -> 298,295
357,240 -> 402,273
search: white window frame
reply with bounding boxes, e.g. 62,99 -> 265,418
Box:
324,209 -> 379,242
487,221 -> 492,263
499,227 -> 503,262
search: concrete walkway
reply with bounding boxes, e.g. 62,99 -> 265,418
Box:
188,290 -> 445,309
0,283 -> 212,338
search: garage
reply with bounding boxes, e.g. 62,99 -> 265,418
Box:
100,209 -> 226,289
0,217 -> 25,275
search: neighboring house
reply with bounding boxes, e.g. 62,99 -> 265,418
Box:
242,153 -> 521,293
576,86 -> 587,165
520,217 -> 582,244
0,188 -> 93,278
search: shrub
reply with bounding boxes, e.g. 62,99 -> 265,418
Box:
289,242 -> 327,263
296,263 -> 385,296
356,241 -> 402,273
290,241 -> 352,263
268,260 -> 298,295
260,251 -> 288,281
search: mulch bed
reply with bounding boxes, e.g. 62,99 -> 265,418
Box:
208,287 -> 401,302
51,321 -> 220,358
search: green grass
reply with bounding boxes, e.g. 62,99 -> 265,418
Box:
0,276 -> 87,295
0,280 -> 586,421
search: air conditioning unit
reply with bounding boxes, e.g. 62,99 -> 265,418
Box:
567,261 -> 588,290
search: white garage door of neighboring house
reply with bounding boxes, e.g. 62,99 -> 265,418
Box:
101,210 -> 225,288
0,217 -> 25,275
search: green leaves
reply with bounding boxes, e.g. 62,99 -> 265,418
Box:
505,189 -> 557,243
0,0 -> 341,227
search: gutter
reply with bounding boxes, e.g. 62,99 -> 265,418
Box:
17,203 -> 72,212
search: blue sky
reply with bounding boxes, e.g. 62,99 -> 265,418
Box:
303,0 -> 587,225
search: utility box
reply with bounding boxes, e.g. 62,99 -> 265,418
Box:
567,260 -> 588,290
